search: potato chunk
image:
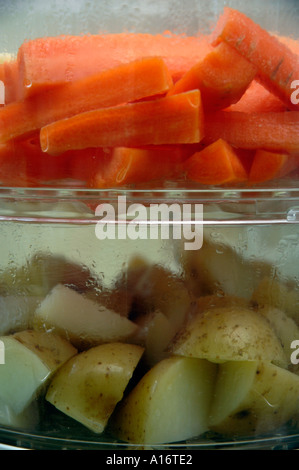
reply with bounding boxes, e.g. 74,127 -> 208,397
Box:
111,356 -> 217,444
46,342 -> 144,434
0,330 -> 76,417
33,284 -> 138,349
252,277 -> 299,322
170,306 -> 287,367
209,361 -> 299,436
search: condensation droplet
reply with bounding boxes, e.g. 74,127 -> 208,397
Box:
24,78 -> 32,88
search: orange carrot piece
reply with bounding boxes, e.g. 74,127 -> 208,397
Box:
0,56 -> 173,144
0,140 -> 31,186
0,63 -> 4,82
69,148 -> 109,184
182,139 -> 248,185
17,32 -> 212,98
169,41 -> 257,111
234,148 -> 255,175
3,60 -> 22,104
212,7 -> 299,110
204,111 -> 299,153
227,80 -> 287,113
0,135 -> 71,187
40,90 -> 204,155
0,63 -> 5,105
91,145 -> 190,188
248,149 -> 299,183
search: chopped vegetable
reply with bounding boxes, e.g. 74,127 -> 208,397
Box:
17,32 -> 212,98
0,9 -> 297,188
212,7 -> 299,110
204,110 -> 299,153
182,139 -> 248,185
69,148 -> 108,184
0,57 -> 173,144
40,90 -> 204,155
248,149 -> 299,183
3,60 -> 21,104
169,41 -> 257,111
0,135 -> 93,187
228,80 -> 287,113
91,145 -> 191,188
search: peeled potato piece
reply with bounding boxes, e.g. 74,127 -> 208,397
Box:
209,360 -> 299,436
170,306 -> 287,368
46,342 -> 144,434
133,310 -> 177,367
111,356 -> 217,445
181,237 -> 271,300
13,329 -> 77,371
33,284 -> 138,349
0,295 -> 42,335
0,330 -> 76,417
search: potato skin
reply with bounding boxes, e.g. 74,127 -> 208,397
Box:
46,342 -> 144,433
170,306 -> 287,367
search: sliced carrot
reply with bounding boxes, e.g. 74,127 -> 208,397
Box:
234,148 -> 255,175
69,148 -> 109,184
0,63 -> 5,105
3,60 -> 22,104
90,145 -> 190,188
169,41 -> 257,111
0,57 -> 173,145
212,7 -> 299,110
248,149 -> 299,183
204,111 -> 299,153
0,135 -> 71,187
0,140 -> 31,186
227,80 -> 287,113
182,139 -> 248,185
0,63 -> 4,82
40,90 -> 204,155
0,135 -> 112,187
17,32 -> 212,98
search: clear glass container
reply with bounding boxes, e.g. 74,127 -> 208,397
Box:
0,0 -> 298,451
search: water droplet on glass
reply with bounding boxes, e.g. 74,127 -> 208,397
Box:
24,78 -> 32,88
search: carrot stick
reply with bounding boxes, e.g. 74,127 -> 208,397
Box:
0,63 -> 4,82
248,149 -> 299,183
212,7 -> 299,110
182,139 -> 248,185
69,148 -> 109,184
169,41 -> 257,111
227,80 -> 287,113
0,56 -> 173,144
3,60 -> 22,104
90,145 -> 190,188
0,140 -> 31,186
40,90 -> 204,155
17,32 -> 212,98
204,110 -> 299,153
0,135 -> 71,187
